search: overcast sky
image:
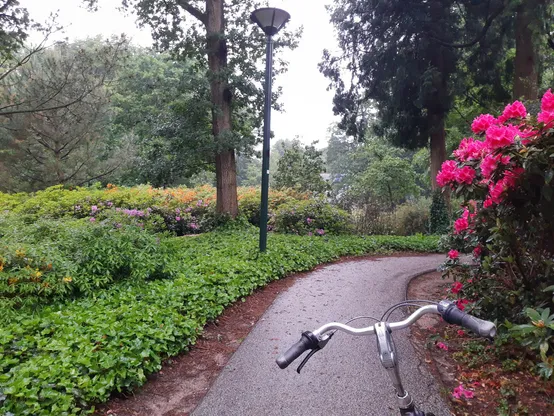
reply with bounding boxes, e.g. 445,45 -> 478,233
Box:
19,0 -> 339,147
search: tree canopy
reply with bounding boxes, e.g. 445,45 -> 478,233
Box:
84,0 -> 301,216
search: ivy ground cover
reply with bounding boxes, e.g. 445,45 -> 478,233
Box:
0,222 -> 439,415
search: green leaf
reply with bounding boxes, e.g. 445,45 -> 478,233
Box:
526,308 -> 541,322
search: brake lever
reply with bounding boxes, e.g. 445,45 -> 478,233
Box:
295,332 -> 334,374
296,347 -> 320,373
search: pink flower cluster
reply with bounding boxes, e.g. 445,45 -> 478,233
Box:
480,153 -> 510,179
471,114 -> 497,134
538,89 -> 554,126
436,342 -> 448,351
453,138 -> 485,161
497,100 -> 527,123
451,281 -> 463,294
452,383 -> 474,400
436,161 -> 476,187
484,124 -> 519,150
448,249 -> 459,260
438,91 -> 554,214
454,208 -> 474,234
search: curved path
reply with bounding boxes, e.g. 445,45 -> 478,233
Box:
192,254 -> 451,416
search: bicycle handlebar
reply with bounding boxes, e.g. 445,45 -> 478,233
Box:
437,300 -> 496,338
276,300 -> 496,369
276,331 -> 319,369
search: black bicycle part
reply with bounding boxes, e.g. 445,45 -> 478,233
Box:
296,347 -> 320,373
276,331 -> 319,369
438,300 -> 496,338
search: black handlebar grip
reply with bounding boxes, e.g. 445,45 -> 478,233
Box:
440,303 -> 496,338
276,331 -> 320,369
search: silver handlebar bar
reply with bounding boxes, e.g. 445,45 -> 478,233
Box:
312,305 -> 439,337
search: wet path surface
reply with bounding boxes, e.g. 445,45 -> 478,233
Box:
193,255 -> 451,416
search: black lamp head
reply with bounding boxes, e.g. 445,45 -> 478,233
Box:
250,7 -> 290,36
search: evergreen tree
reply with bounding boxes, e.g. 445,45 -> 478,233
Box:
320,0 -> 510,189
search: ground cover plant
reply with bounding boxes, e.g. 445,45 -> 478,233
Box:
438,90 -> 554,379
0,208 -> 440,415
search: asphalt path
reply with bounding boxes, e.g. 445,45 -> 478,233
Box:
192,254 -> 451,416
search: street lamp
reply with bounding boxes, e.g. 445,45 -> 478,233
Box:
251,7 -> 290,252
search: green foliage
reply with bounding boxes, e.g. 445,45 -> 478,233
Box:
0,227 -> 438,414
321,0 -> 466,142
0,37 -> 131,192
273,140 -> 330,194
509,307 -> 554,379
0,0 -> 31,60
237,187 -> 309,227
354,155 -> 419,209
273,199 -> 352,235
108,48 -> 212,187
351,199 -> 431,236
392,199 -> 431,236
0,216 -> 179,309
429,190 -> 450,235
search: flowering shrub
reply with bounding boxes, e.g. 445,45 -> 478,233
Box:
273,198 -> 352,235
438,90 -> 554,376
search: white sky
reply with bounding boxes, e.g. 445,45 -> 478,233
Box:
19,0 -> 339,147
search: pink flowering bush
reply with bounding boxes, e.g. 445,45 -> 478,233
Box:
438,90 -> 554,376
438,90 -> 554,320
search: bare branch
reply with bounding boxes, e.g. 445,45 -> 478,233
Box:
425,3 -> 505,49
176,0 -> 207,25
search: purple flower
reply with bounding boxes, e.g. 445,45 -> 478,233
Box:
74,205 -> 81,211
306,217 -> 313,224
190,222 -> 198,230
185,207 -> 192,213
176,216 -> 181,221
308,232 -> 313,236
89,217 -> 96,222
116,208 -> 121,212
175,208 -> 181,214
106,201 -> 113,207
316,229 -> 325,236
123,209 -> 144,217
91,205 -> 98,213
196,200 -> 203,207
147,207 -> 152,213
115,223 -> 122,228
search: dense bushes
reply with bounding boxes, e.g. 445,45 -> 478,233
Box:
0,228 -> 439,415
438,91 -> 554,377
0,216 -> 179,310
0,185 -> 313,235
273,198 -> 352,235
351,199 -> 431,236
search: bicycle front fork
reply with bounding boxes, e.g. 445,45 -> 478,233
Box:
374,323 -> 434,416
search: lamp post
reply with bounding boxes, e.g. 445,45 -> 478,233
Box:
251,7 -> 290,252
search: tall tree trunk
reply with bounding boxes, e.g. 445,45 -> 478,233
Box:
513,0 -> 539,100
428,1 -> 449,191
429,113 -> 446,191
206,0 -> 238,217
